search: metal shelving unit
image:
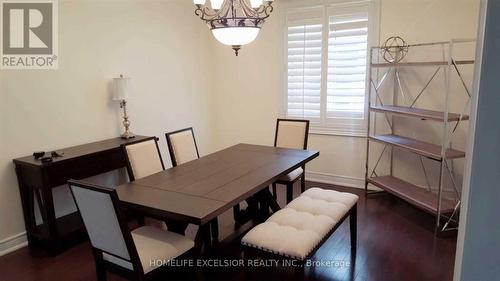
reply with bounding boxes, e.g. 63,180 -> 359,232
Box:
364,39 -> 475,234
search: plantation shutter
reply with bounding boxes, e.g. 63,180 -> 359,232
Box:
287,22 -> 323,120
327,10 -> 369,120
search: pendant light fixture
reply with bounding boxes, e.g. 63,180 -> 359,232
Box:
193,0 -> 275,56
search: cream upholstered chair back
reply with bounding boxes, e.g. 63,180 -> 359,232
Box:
69,181 -> 135,263
274,119 -> 310,150
123,138 -> 165,181
165,128 -> 200,167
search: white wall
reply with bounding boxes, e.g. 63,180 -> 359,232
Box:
210,0 -> 480,191
0,0 -> 214,253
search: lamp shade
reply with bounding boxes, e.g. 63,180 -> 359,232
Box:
250,0 -> 263,8
210,0 -> 224,9
113,76 -> 132,101
212,27 -> 260,46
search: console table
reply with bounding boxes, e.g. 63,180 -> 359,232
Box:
13,136 -> 152,255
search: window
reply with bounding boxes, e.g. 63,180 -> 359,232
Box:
287,23 -> 323,120
327,11 -> 368,120
286,3 -> 373,136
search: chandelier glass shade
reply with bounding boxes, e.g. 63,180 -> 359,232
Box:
193,0 -> 274,55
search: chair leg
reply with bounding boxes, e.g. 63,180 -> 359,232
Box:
300,173 -> 306,193
350,204 -> 357,250
272,183 -> 277,200
286,183 -> 294,204
135,272 -> 145,281
93,250 -> 107,281
96,264 -> 107,281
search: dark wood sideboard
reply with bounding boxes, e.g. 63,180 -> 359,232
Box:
13,136 -> 153,255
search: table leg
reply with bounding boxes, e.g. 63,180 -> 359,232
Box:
15,166 -> 35,245
235,195 -> 260,225
232,204 -> 241,221
260,188 -> 281,213
40,185 -> 60,254
246,195 -> 259,215
210,218 -> 219,244
194,223 -> 212,256
258,190 -> 270,219
166,221 -> 189,235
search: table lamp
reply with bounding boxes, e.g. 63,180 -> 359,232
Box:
113,74 -> 135,139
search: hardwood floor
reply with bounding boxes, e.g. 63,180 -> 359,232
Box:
0,182 -> 457,281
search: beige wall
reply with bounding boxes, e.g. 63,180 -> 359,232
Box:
210,0 -> 480,189
0,0 -> 481,254
0,0 -> 214,252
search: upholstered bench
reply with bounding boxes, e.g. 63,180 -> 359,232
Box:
242,188 -> 359,262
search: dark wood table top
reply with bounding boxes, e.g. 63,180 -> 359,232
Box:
13,136 -> 153,167
117,143 -> 319,224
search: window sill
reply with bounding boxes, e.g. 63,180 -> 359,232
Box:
309,126 -> 367,138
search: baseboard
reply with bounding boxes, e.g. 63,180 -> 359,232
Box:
306,171 -> 365,189
0,232 -> 28,257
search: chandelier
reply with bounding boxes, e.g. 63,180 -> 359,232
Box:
193,0 -> 275,56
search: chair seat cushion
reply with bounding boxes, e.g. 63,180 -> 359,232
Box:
242,188 -> 358,260
103,226 -> 194,273
278,167 -> 303,182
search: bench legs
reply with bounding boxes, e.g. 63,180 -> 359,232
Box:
350,204 -> 357,251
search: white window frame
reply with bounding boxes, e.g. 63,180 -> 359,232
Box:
284,0 -> 380,137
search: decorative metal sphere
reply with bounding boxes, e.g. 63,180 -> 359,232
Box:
381,36 -> 408,63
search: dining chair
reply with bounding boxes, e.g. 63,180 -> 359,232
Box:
165,127 -> 221,241
165,127 -> 200,167
122,137 -> 165,182
122,137 -> 185,234
272,118 -> 310,204
69,180 -> 194,281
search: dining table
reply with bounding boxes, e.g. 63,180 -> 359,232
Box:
116,143 -> 319,254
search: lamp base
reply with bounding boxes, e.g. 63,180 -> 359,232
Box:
119,99 -> 135,140
121,131 -> 135,140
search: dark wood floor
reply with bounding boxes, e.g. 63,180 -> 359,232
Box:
0,182 -> 457,281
